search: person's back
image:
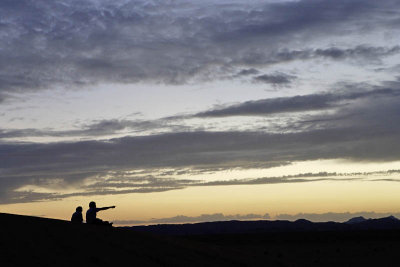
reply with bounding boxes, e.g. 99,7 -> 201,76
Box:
86,206 -> 98,224
71,206 -> 83,223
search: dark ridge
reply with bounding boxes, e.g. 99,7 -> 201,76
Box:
128,216 -> 400,235
0,213 -> 247,267
3,213 -> 400,267
345,216 -> 367,224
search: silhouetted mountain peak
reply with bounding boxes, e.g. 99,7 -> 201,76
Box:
294,218 -> 312,224
384,215 -> 399,221
345,216 -> 367,224
372,215 -> 399,224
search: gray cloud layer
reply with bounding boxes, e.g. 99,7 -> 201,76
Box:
2,79 -> 400,203
1,0 -> 400,101
2,0 -> 400,205
1,85 -> 399,139
0,118 -> 178,139
0,168 -> 386,204
195,87 -> 400,117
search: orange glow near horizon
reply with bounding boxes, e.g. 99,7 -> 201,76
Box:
2,178 -> 400,225
2,160 -> 400,225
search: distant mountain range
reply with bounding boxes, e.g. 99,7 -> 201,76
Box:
128,215 -> 400,235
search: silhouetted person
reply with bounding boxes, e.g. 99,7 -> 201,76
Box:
71,206 -> 83,223
86,201 -> 115,226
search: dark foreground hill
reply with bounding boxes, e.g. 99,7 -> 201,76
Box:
2,213 -> 400,267
0,213 -> 248,267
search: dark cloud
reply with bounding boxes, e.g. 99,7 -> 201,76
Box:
0,118 -> 189,139
232,45 -> 400,67
235,68 -> 260,76
253,73 -> 296,86
0,94 -> 6,104
216,0 -> 381,42
0,0 -> 399,100
314,46 -> 400,61
195,87 -> 400,117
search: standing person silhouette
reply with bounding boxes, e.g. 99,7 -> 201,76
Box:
86,201 -> 115,226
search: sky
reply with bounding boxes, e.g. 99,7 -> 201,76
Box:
1,0 -> 400,225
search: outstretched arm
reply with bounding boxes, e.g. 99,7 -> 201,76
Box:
97,206 -> 116,211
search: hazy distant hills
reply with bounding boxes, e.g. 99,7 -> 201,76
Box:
129,215 -> 400,235
2,212 -> 400,266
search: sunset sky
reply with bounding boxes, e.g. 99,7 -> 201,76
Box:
1,0 -> 400,225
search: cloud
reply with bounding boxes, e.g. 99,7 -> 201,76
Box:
2,78 -> 400,203
253,73 -> 296,86
0,118 -> 189,139
1,0 -> 400,100
236,45 -> 400,67
2,0 -> 400,207
235,68 -> 260,76
194,87 -> 400,117
314,46 -> 400,61
0,152 -> 398,204
1,82 -> 400,140
215,0 -> 397,43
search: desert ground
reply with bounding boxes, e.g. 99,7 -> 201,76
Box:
2,213 -> 400,266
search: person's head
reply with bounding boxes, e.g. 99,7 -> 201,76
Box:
89,201 -> 96,208
76,206 -> 82,212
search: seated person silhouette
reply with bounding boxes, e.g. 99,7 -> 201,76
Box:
71,206 -> 83,223
86,201 -> 115,226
